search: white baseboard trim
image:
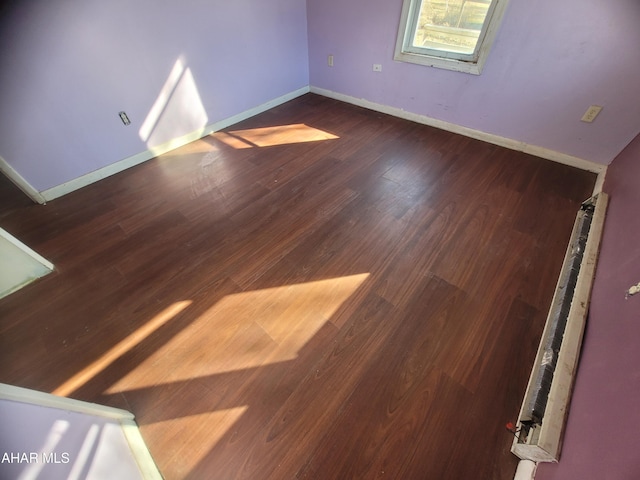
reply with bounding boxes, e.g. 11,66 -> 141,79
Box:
41,86 -> 310,201
0,382 -> 133,420
310,86 -> 607,176
0,155 -> 46,204
514,460 -> 537,480
22,84 -> 607,202
0,227 -> 54,271
592,170 -> 607,196
1,382 -> 164,479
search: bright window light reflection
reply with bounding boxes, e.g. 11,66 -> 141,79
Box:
139,56 -> 208,149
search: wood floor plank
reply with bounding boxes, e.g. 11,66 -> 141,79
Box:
295,276 -> 466,480
0,94 -> 596,479
186,292 -> 397,480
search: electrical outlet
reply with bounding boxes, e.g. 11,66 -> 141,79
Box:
328,55 -> 334,67
118,111 -> 131,126
581,105 -> 603,123
373,64 -> 382,72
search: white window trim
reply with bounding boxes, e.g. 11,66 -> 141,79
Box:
394,0 -> 511,75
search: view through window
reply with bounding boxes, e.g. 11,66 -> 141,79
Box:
414,0 -> 491,55
395,0 -> 510,74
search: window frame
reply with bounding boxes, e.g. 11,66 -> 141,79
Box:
394,0 -> 511,75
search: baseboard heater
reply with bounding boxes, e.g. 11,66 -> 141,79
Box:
511,192 -> 608,463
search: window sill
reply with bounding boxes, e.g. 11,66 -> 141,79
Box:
393,50 -> 484,75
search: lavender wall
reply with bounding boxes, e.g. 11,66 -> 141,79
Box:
0,399 -> 144,480
0,0 -> 309,191
307,0 -> 640,165
3,0 -> 638,193
536,133 -> 640,479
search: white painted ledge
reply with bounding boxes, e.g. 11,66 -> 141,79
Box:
0,228 -> 54,299
514,460 -> 537,480
0,383 -> 163,480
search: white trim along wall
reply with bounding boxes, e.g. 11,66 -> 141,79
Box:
4,85 -> 606,203
0,156 -> 47,205
39,87 -> 310,202
0,383 -> 163,480
0,228 -> 54,299
310,87 -> 607,189
310,87 -> 607,195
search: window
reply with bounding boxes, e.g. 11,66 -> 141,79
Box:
394,0 -> 510,74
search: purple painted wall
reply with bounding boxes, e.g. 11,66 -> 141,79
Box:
0,0 -> 309,191
307,0 -> 640,165
536,133 -> 640,479
0,399 -> 145,480
3,0 -> 639,192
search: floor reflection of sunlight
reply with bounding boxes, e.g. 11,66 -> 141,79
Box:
142,407 -> 247,476
53,301 -> 192,397
51,275 -> 369,477
212,124 -> 339,149
107,274 -> 369,391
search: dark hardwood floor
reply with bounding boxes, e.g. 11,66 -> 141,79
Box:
0,94 -> 596,479
0,173 -> 34,220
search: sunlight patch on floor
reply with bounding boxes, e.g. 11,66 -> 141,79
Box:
106,274 -> 369,391
143,406 -> 248,477
53,301 -> 193,397
212,124 -> 339,149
